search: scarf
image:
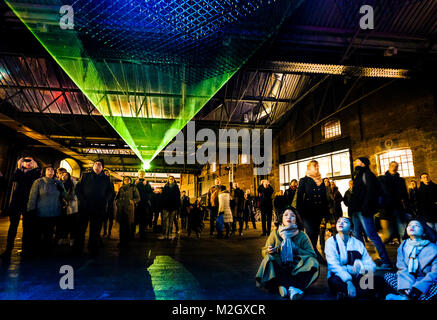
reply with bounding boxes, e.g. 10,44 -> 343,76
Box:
278,224 -> 299,264
306,167 -> 323,186
405,238 -> 430,274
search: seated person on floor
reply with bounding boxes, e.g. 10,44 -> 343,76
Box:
325,217 -> 383,300
256,206 -> 319,300
385,219 -> 437,300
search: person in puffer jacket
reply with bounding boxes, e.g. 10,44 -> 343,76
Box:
218,188 -> 233,238
27,165 -> 66,256
116,176 -> 140,248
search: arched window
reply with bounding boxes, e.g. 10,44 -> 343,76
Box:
59,158 -> 81,179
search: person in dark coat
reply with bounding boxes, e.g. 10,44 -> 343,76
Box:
187,198 -> 203,238
135,169 -> 153,239
343,180 -> 354,216
296,160 -> 330,260
330,181 -> 344,220
349,157 -> 392,268
180,191 -> 191,230
74,159 -> 114,256
417,173 -> 437,232
408,180 -> 419,217
258,180 -> 274,236
231,183 -> 245,236
378,161 -> 409,243
102,169 -> 115,238
161,176 -> 181,239
116,176 -> 140,248
27,165 -> 66,256
1,154 -> 40,258
284,179 -> 298,207
151,187 -> 163,232
243,189 -> 257,230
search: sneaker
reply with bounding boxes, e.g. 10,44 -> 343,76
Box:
386,293 -> 408,300
279,286 -> 288,298
288,286 -> 304,300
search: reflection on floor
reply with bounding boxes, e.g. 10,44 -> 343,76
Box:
0,217 -> 397,300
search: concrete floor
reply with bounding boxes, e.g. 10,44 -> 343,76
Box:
0,217 -> 397,300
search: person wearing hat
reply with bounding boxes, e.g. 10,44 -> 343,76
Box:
349,157 -> 392,269
1,154 -> 40,259
74,159 -> 114,256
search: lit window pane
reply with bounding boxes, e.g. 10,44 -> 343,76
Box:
332,151 -> 351,177
324,120 -> 341,139
289,163 -> 298,181
378,149 -> 414,177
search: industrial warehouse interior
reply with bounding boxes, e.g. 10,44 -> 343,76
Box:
0,0 -> 437,307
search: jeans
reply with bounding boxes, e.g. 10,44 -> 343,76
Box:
352,211 -> 391,265
261,206 -> 273,235
209,206 -> 218,235
162,209 -> 177,239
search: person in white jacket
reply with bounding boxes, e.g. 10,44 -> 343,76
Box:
325,217 -> 382,299
218,189 -> 233,238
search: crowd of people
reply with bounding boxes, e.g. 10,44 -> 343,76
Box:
256,157 -> 437,300
1,153 -> 436,300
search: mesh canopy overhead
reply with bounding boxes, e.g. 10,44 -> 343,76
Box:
5,0 -> 302,165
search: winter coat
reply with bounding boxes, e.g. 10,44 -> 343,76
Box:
296,176 -> 330,221
256,229 -> 319,289
9,168 -> 40,212
27,177 -> 66,218
417,182 -> 437,223
243,195 -> 256,218
379,171 -> 408,214
180,195 -> 191,216
207,184 -> 225,208
396,240 -> 437,294
408,187 -> 419,215
188,203 -> 203,232
350,166 -> 380,216
64,180 -> 78,215
331,187 -> 343,219
231,187 -> 245,217
325,234 -> 376,283
218,190 -> 233,223
136,179 -> 153,206
116,184 -> 140,224
162,182 -> 181,211
343,189 -> 353,215
258,184 -> 274,210
284,187 -> 297,207
151,192 -> 163,213
75,171 -> 114,213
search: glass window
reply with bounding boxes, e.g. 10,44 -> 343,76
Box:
288,163 -> 298,182
314,156 -> 332,179
332,151 -> 351,177
378,149 -> 415,177
323,119 -> 341,139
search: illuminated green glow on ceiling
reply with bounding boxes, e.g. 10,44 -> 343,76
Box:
5,0 -> 300,165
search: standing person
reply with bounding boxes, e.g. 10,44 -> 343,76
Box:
319,178 -> 336,253
151,187 -> 163,232
258,180 -> 274,236
161,176 -> 181,240
74,159 -> 113,256
180,191 -> 191,231
243,189 -> 257,230
218,188 -> 233,239
207,178 -> 225,237
102,169 -> 115,238
296,160 -> 330,261
330,181 -> 344,220
231,183 -> 245,236
379,161 -> 409,243
58,172 -> 79,247
27,166 -> 66,256
56,168 -> 67,180
1,155 -> 40,258
284,179 -> 298,207
116,176 -> 140,248
385,219 -> 437,300
417,173 -> 437,232
349,157 -> 392,269
256,207 -> 319,300
187,198 -> 203,239
408,180 -> 419,217
325,217 -> 381,300
343,180 -> 354,216
135,169 -> 153,239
